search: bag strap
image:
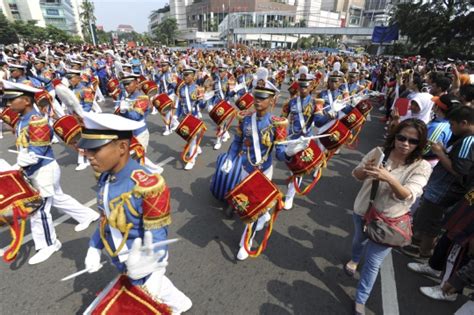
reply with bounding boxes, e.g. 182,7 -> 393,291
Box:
369,149 -> 390,203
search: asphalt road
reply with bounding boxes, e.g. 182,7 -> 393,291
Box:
0,86 -> 469,315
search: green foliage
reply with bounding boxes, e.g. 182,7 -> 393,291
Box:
390,1 -> 473,59
0,13 -> 19,45
80,0 -> 96,43
152,18 -> 179,46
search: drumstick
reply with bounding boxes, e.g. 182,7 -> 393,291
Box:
8,150 -> 55,161
275,134 -> 331,145
60,238 -> 180,282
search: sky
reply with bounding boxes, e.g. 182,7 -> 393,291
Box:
92,0 -> 168,33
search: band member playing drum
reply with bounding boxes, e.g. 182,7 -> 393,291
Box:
221,68 -> 294,261
1,80 -> 99,265
78,112 -> 192,314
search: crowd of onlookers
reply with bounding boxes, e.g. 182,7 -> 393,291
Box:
347,57 -> 473,315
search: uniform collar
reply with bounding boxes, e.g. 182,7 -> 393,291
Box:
108,158 -> 140,183
19,109 -> 39,120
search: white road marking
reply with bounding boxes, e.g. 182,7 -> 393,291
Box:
157,156 -> 175,167
0,198 -> 97,257
380,252 -> 400,315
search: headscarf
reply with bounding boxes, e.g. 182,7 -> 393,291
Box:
405,92 -> 434,123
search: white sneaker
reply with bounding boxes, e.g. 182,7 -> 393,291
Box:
28,240 -> 62,265
173,295 -> 193,315
419,285 -> 457,302
52,136 -> 59,144
184,160 -> 195,170
284,196 -> 294,210
222,131 -> 230,142
256,212 -> 271,231
378,105 -> 385,112
74,212 -> 100,232
236,246 -> 249,261
407,262 -> 441,277
197,146 -> 202,155
163,128 -> 172,136
75,163 -> 89,171
151,108 -> 158,115
213,141 -> 222,150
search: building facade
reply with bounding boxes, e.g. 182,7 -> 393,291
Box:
148,5 -> 171,34
0,0 -> 82,37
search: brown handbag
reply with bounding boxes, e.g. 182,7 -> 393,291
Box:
363,151 -> 413,247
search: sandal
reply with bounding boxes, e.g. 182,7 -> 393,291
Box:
344,261 -> 357,277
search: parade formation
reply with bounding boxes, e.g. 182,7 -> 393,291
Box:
0,42 -> 473,315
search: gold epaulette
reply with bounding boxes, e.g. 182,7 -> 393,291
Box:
271,116 -> 288,127
131,170 -> 166,198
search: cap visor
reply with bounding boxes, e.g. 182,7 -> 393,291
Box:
77,138 -> 113,150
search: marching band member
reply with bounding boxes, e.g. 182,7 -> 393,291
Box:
78,112 -> 192,314
155,59 -> 177,136
65,69 -> 95,171
281,73 -> 323,210
209,64 -> 235,150
117,74 -> 151,151
221,68 -> 297,260
174,67 -> 206,170
2,80 -> 99,265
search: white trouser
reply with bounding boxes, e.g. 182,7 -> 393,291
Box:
143,255 -> 191,314
239,166 -> 273,248
135,129 -> 150,152
285,176 -> 301,202
188,137 -> 197,162
0,120 -> 3,137
165,111 -> 172,129
30,161 -> 98,250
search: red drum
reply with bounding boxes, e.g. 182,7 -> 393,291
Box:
285,140 -> 326,195
176,114 -> 206,142
226,169 -> 283,257
176,114 -> 207,163
286,140 -> 325,176
34,90 -> 53,108
340,107 -> 366,131
356,99 -> 373,117
141,80 -> 158,97
0,107 -> 19,128
87,275 -> 171,315
107,78 -> 119,94
107,78 -> 121,101
53,115 -> 82,145
226,169 -> 282,224
152,93 -> 174,115
288,81 -> 299,95
236,93 -> 254,111
129,136 -> 145,164
319,120 -> 352,151
0,170 -> 43,262
209,100 -> 236,127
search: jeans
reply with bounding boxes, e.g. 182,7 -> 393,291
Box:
351,213 -> 392,305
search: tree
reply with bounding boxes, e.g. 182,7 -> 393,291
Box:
390,1 -> 473,58
80,0 -> 96,43
0,13 -> 19,45
152,18 -> 179,46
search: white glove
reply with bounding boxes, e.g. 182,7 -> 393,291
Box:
84,247 -> 102,273
221,158 -> 233,174
119,100 -> 130,113
16,151 -> 39,167
126,231 -> 168,280
285,139 -> 310,157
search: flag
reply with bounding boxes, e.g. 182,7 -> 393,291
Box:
372,24 -> 399,43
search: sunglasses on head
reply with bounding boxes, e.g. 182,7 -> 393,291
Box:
395,134 -> 420,145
